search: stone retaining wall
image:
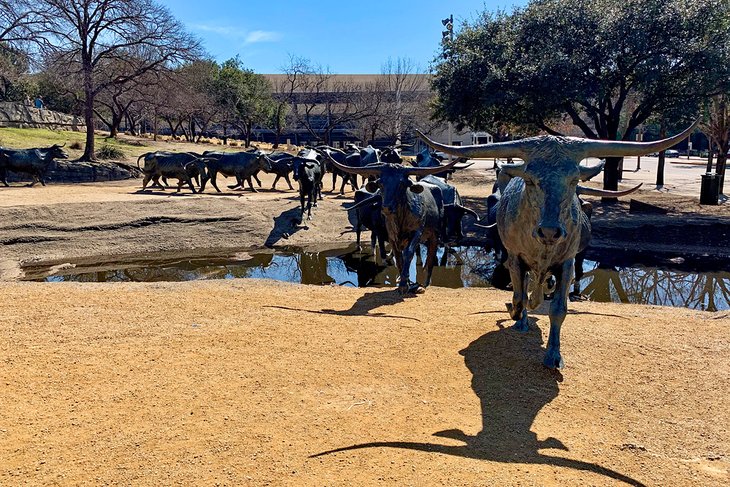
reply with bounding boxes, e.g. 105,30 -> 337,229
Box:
4,161 -> 140,184
0,102 -> 85,131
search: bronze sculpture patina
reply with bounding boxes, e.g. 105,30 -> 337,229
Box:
418,122 -> 697,368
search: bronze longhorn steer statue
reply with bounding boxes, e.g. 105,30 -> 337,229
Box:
418,122 -> 697,368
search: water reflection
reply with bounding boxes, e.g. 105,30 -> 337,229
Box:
580,261 -> 730,312
35,245 -> 730,311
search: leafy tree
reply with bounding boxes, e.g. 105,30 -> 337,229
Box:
216,58 -> 274,147
433,0 -> 730,192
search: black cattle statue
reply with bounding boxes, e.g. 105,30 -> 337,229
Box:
418,122 -> 697,368
200,150 -> 274,193
0,144 -> 68,187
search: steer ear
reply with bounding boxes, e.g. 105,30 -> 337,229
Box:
365,181 -> 378,193
579,160 -> 605,181
409,183 -> 425,194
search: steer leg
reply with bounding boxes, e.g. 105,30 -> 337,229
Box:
544,258 -> 573,369
284,174 -> 294,190
210,172 -> 222,193
253,174 -> 262,187
424,237 -> 439,287
1,168 -> 9,186
272,175 -> 280,190
185,176 -> 196,194
506,254 -> 530,332
398,233 -> 422,294
247,176 -> 258,192
331,173 -> 337,192
141,173 -> 153,191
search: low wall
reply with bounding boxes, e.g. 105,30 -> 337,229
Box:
0,102 -> 85,131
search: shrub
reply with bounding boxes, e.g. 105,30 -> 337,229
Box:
96,144 -> 125,160
69,141 -> 83,150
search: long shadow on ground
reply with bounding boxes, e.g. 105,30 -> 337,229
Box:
312,319 -> 645,486
264,206 -> 306,247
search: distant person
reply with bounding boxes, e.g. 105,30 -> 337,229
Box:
24,95 -> 32,107
34,96 -> 44,110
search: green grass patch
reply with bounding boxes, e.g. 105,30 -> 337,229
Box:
0,127 -> 141,150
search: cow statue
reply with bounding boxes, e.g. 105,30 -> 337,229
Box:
417,122 -> 697,369
0,144 -> 68,187
326,153 -> 461,294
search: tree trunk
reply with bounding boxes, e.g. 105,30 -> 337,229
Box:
602,156 -> 622,202
656,123 -> 667,188
81,66 -> 96,161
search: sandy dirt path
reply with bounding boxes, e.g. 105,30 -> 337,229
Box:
0,280 -> 727,486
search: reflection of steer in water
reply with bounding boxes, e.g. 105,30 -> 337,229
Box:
327,154 -> 461,294
418,122 -> 696,368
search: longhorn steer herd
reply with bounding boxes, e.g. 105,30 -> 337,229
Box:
417,122 -> 697,368
3,125 -> 694,368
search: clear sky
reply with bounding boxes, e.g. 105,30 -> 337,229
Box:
158,0 -> 528,74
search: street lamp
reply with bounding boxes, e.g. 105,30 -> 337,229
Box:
635,126 -> 644,171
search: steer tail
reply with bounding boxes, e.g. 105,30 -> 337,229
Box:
136,152 -> 151,170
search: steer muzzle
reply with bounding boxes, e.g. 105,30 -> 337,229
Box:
534,225 -> 566,245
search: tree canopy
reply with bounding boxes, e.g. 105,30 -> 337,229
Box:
433,0 -> 730,189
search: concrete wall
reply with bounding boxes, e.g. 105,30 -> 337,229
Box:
0,102 -> 85,131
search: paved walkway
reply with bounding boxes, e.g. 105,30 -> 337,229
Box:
468,155 -> 722,199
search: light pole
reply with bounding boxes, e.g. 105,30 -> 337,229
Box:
442,15 -> 454,158
635,126 -> 643,171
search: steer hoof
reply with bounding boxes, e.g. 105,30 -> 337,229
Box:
543,348 -> 564,369
511,312 -> 529,333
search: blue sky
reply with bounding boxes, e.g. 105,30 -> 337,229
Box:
158,0 -> 528,74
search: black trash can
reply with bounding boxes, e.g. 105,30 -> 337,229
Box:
700,173 -> 719,205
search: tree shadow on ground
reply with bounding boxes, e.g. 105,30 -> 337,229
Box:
312,320 -> 645,486
264,206 -> 306,247
265,289 -> 420,322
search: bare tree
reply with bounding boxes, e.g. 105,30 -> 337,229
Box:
285,57 -> 370,146
0,0 -> 45,45
39,0 -> 201,160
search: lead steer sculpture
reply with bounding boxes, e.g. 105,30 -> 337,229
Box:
0,144 -> 68,187
327,154 -> 461,293
418,122 -> 697,368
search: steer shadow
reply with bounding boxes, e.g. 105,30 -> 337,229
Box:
312,320 -> 645,486
264,206 -> 306,247
265,289 -> 420,323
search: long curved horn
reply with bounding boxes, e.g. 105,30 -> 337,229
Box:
403,157 -> 462,176
577,183 -> 642,197
345,194 -> 381,211
579,161 -> 605,181
581,120 -> 698,158
416,130 -> 529,159
475,222 -> 497,230
456,204 -> 480,221
324,152 -> 384,177
453,162 -> 474,170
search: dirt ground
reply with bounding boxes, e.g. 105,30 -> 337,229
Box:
0,280 -> 728,486
1,133 -> 729,485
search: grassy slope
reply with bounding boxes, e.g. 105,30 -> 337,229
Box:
0,127 -> 275,163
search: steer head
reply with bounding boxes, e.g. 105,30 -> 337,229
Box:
417,121 -> 697,245
323,153 -> 462,215
44,143 -> 69,161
